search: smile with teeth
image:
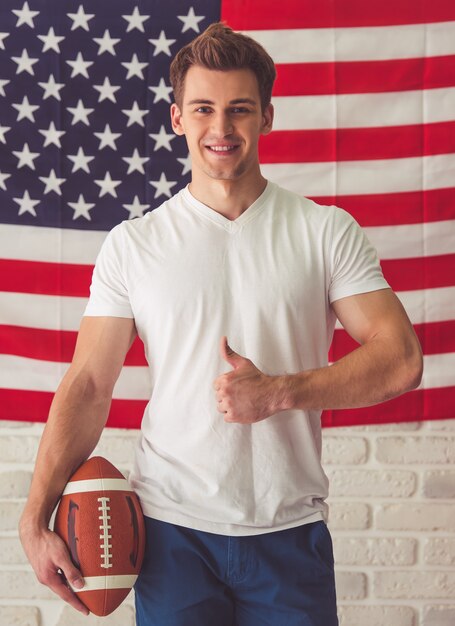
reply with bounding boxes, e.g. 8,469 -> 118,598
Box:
207,145 -> 238,152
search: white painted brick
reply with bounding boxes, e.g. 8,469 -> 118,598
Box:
0,470 -> 32,497
0,605 -> 40,626
423,470 -> 455,498
335,422 -> 421,433
424,538 -> 455,566
93,435 -> 138,465
338,605 -> 415,626
376,503 -> 455,531
423,605 -> 455,626
322,437 -> 368,465
0,502 -> 25,531
327,502 -> 370,530
0,435 -> 39,463
376,436 -> 455,464
0,420 -> 34,429
334,571 -> 366,600
0,536 -> 28,564
375,571 -> 455,599
0,570 -> 55,599
428,419 -> 455,431
332,537 -> 416,566
326,469 -> 416,497
57,604 -> 135,626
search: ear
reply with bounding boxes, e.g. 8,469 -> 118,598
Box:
170,103 -> 185,136
260,103 -> 274,136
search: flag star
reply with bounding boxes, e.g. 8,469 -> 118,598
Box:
38,27 -> 65,53
67,99 -> 94,126
0,125 -> 11,144
122,101 -> 148,127
177,7 -> 205,33
178,154 -> 192,176
123,195 -> 150,219
12,48 -> 39,75
0,32 -> 10,50
95,171 -> 122,198
66,52 -> 94,79
93,29 -> 120,56
122,7 -> 150,33
149,172 -> 177,199
67,5 -> 95,32
149,125 -> 175,152
12,142 -> 40,170
39,168 -> 66,195
122,148 -> 149,175
0,79 -> 10,97
13,190 -> 40,216
0,170 -> 12,191
12,95 -> 39,122
148,30 -> 176,57
12,2 -> 40,28
39,120 -> 66,147
68,194 -> 95,220
93,77 -> 120,103
149,78 -> 173,104
38,74 -> 65,100
94,124 -> 121,150
67,146 -> 95,173
121,53 -> 148,80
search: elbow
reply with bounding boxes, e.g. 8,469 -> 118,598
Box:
400,338 -> 424,393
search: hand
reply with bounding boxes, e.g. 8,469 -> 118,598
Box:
213,336 -> 285,423
19,523 -> 89,615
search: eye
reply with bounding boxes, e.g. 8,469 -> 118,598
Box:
231,107 -> 250,114
195,106 -> 211,114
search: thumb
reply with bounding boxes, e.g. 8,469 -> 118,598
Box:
220,336 -> 249,370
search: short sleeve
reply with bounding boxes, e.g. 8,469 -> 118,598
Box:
84,223 -> 134,318
328,208 -> 390,303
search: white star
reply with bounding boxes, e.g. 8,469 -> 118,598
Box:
66,51 -> 94,79
149,125 -> 175,151
177,7 -> 205,33
39,121 -> 65,147
149,172 -> 177,199
13,190 -> 40,216
67,5 -> 95,32
68,194 -> 95,220
12,48 -> 39,75
122,148 -> 149,175
38,74 -> 65,100
149,78 -> 173,104
0,32 -> 10,50
0,170 -> 12,191
123,195 -> 150,219
12,142 -> 40,170
94,171 -> 122,198
0,79 -> 10,97
0,125 -> 11,144
122,7 -> 150,33
38,27 -> 65,53
67,99 -> 94,126
148,31 -> 176,57
93,29 -> 120,56
39,168 -> 66,195
93,76 -> 120,103
177,154 -> 192,176
94,124 -> 121,150
121,53 -> 148,80
12,2 -> 40,28
67,146 -> 95,173
122,101 -> 148,127
12,95 -> 39,122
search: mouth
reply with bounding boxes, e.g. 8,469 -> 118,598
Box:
205,144 -> 240,154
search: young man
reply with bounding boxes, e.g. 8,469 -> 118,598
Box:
20,23 -> 423,626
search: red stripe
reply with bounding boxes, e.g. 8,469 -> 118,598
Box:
222,0 -> 455,29
310,188 -> 455,227
274,56 -> 455,97
381,254 -> 455,292
1,387 -> 453,428
259,122 -> 455,163
0,259 -> 92,297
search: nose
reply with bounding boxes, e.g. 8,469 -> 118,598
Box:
210,112 -> 233,136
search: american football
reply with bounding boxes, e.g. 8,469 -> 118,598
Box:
54,456 -> 146,616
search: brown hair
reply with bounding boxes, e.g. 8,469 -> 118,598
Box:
169,22 -> 276,111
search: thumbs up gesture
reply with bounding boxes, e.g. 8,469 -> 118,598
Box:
213,337 -> 286,423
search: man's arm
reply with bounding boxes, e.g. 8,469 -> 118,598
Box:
214,289 -> 423,422
19,316 -> 137,615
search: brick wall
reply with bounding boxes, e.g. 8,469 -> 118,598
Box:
1,418 -> 454,626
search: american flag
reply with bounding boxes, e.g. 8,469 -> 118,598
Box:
0,0 -> 454,428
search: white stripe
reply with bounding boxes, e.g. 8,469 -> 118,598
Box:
72,574 -> 138,592
272,88 -> 455,130
262,154 -> 455,196
364,221 -> 455,260
246,22 -> 455,63
62,477 -> 131,495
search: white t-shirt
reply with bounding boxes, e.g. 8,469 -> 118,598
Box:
84,181 -> 389,536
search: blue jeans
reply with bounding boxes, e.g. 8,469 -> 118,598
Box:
134,517 -> 338,626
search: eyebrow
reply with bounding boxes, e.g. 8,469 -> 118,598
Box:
186,98 -> 258,106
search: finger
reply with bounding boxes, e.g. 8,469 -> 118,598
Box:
44,569 -> 89,615
220,336 -> 246,370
